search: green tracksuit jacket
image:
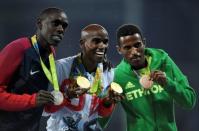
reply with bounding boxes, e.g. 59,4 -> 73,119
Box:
113,48 -> 196,131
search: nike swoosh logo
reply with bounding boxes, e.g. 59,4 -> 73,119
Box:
30,70 -> 40,75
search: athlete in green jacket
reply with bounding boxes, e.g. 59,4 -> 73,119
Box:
113,24 -> 196,131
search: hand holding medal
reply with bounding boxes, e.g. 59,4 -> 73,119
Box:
31,35 -> 64,105
107,82 -> 124,103
139,70 -> 167,89
65,76 -> 91,99
75,76 -> 91,95
133,68 -> 153,89
110,82 -> 123,94
76,76 -> 90,89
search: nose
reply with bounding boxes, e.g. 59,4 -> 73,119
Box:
98,41 -> 108,49
129,47 -> 140,56
57,25 -> 64,34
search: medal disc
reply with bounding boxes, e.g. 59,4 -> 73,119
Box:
139,75 -> 153,89
111,82 -> 123,94
51,90 -> 64,105
76,76 -> 90,89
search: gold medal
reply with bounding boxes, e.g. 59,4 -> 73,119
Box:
51,90 -> 64,105
139,75 -> 153,89
76,76 -> 91,89
110,82 -> 123,94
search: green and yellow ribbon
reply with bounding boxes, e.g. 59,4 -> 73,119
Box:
31,35 -> 59,91
138,56 -> 152,76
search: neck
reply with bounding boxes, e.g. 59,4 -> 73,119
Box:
36,34 -> 51,55
81,54 -> 98,73
131,58 -> 147,70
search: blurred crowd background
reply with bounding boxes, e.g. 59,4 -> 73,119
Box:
0,0 -> 198,131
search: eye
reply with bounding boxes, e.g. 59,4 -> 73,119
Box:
123,45 -> 132,50
52,20 -> 68,30
92,38 -> 101,44
91,38 -> 109,45
52,20 -> 60,27
134,42 -> 142,48
102,39 -> 108,44
62,22 -> 68,30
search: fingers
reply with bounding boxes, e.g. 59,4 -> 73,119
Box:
37,90 -> 54,102
114,94 -> 125,102
150,70 -> 167,86
36,90 -> 54,107
108,90 -> 124,103
72,87 -> 81,92
66,87 -> 88,99
76,88 -> 89,96
110,95 -> 124,103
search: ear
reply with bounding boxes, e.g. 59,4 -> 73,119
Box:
116,45 -> 122,55
36,18 -> 42,30
79,39 -> 84,49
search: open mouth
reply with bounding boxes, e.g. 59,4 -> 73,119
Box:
95,51 -> 104,57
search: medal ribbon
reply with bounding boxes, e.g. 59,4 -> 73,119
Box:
31,35 -> 59,91
138,56 -> 152,76
70,53 -> 103,95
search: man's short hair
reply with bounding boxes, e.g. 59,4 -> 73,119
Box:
38,7 -> 65,21
116,24 -> 144,45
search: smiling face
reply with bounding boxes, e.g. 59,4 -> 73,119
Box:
37,11 -> 68,47
117,33 -> 146,69
80,24 -> 109,64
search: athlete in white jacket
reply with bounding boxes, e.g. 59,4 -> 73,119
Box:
45,24 -> 122,131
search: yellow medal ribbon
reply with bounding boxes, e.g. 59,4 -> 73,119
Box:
138,56 -> 152,76
89,65 -> 102,95
31,35 -> 59,91
71,54 -> 103,96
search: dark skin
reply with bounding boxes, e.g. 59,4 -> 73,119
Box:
66,24 -> 123,103
106,88 -> 125,103
64,79 -> 88,99
80,25 -> 109,73
36,90 -> 54,107
35,11 -> 68,107
36,11 -> 68,54
117,33 -> 167,87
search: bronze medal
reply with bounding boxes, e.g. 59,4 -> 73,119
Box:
139,75 -> 153,89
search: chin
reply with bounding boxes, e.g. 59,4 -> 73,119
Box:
49,42 -> 59,47
129,60 -> 139,67
95,57 -> 104,63
50,38 -> 61,46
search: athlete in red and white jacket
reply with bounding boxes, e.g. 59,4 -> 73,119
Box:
45,24 -> 120,131
45,55 -> 115,131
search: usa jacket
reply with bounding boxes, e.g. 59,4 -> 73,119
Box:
0,37 -> 51,131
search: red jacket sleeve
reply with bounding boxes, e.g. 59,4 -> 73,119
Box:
98,97 -> 115,117
0,38 -> 37,111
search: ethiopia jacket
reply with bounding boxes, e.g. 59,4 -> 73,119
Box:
0,37 -> 50,131
114,48 -> 196,131
45,55 -> 115,131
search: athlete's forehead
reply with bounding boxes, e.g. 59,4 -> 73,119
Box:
81,24 -> 108,40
